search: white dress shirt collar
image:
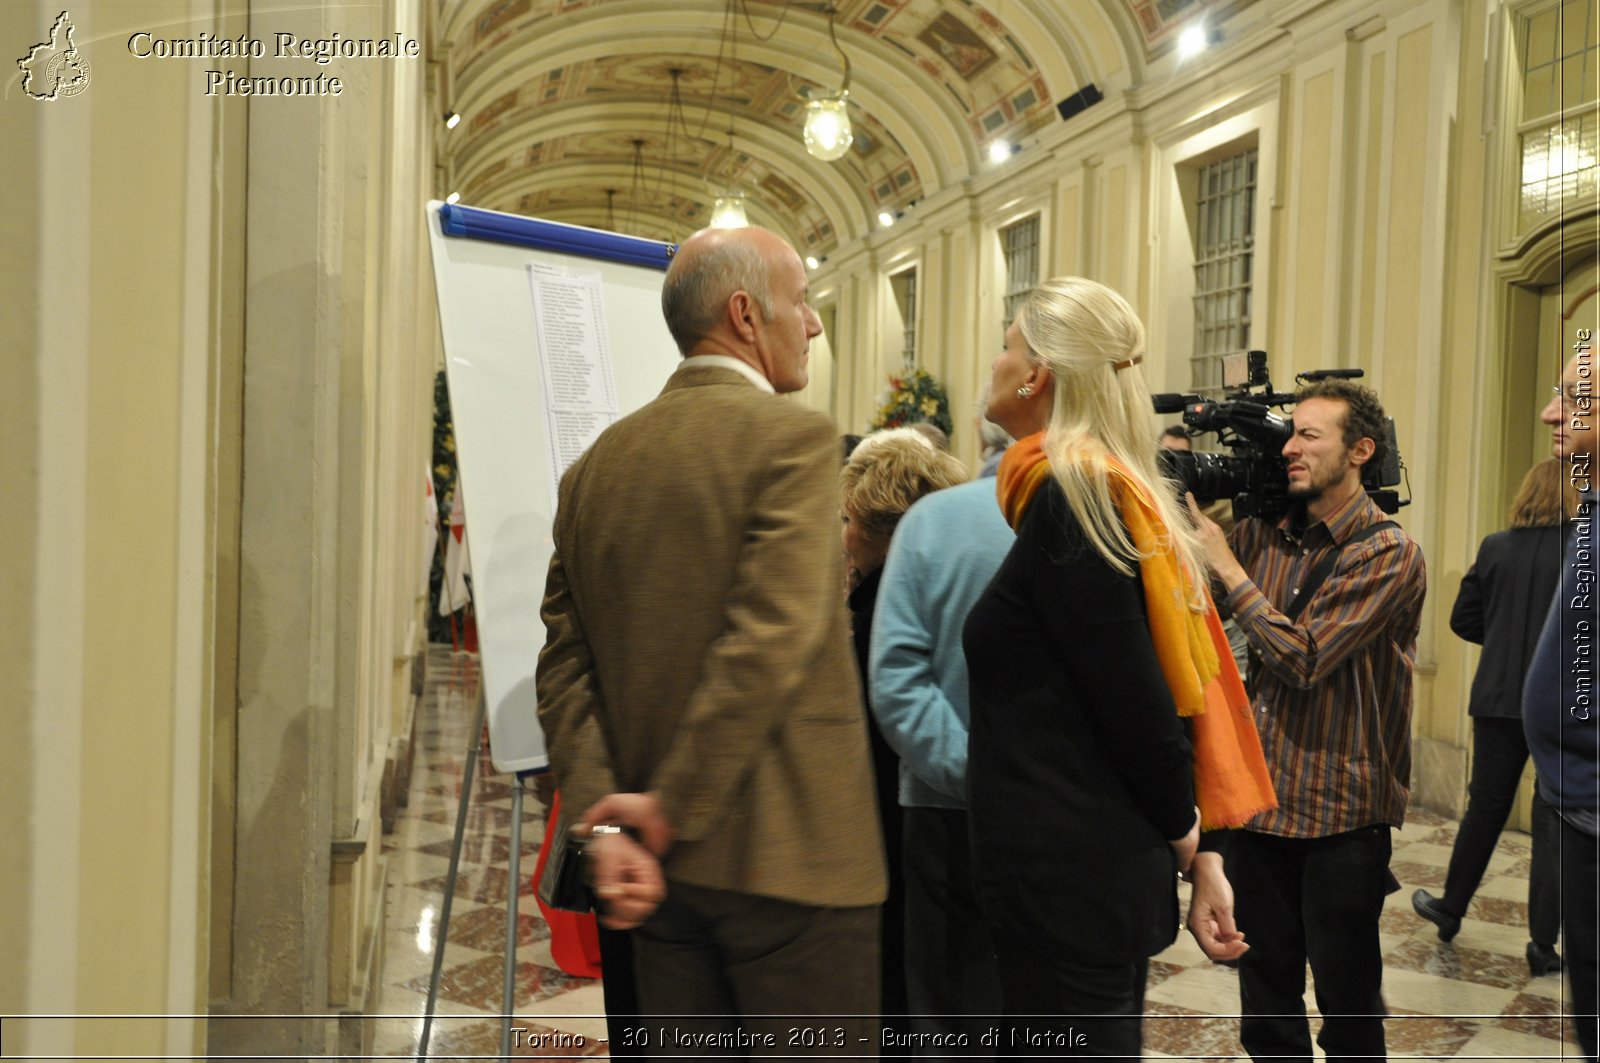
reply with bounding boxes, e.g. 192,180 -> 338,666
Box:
680,354 -> 775,394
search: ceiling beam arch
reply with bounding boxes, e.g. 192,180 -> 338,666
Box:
441,6 -> 976,187
448,103 -> 875,245
475,162 -> 813,245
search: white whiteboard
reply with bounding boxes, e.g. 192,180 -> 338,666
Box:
426,202 -> 680,773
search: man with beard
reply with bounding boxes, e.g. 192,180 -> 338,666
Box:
1188,380 -> 1426,1063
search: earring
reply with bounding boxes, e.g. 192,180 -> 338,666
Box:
1016,384 -> 1033,399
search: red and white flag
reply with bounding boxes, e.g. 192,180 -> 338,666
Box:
423,469 -> 442,586
439,485 -> 472,615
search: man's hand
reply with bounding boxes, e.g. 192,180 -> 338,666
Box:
586,830 -> 666,930
1186,493 -> 1249,593
1169,808 -> 1200,875
580,791 -> 675,857
1185,850 -> 1249,963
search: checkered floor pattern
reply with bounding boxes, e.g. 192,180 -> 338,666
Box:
372,647 -> 1584,1059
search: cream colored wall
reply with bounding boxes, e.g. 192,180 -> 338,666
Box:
807,0 -> 1585,819
2,0 -> 435,1054
0,0 -> 228,1055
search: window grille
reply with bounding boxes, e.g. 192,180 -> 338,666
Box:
1191,149 -> 1258,394
1001,215 -> 1040,330
891,268 -> 918,368
1517,1 -> 1598,229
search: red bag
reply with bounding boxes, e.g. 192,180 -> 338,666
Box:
531,791 -> 603,978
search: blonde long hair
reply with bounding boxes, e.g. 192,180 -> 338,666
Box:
1016,277 -> 1209,600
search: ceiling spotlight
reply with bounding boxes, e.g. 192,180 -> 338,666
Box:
710,192 -> 748,229
445,192 -> 461,205
1177,24 -> 1208,60
803,7 -> 854,161
988,140 -> 1013,164
805,256 -> 821,270
444,111 -> 461,130
878,210 -> 895,228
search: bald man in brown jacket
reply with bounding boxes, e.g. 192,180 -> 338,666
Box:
536,225 -> 885,1051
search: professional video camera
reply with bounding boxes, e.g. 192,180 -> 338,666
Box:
1155,350 -> 1406,521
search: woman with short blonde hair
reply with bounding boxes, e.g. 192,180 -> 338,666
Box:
837,426 -> 967,1031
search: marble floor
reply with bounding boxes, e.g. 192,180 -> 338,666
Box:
375,647 -> 1587,1059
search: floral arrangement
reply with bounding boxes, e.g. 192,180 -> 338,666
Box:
427,370 -> 464,643
869,368 -> 954,438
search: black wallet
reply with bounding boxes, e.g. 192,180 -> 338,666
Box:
543,825 -> 596,913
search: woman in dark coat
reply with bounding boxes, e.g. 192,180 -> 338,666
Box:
1413,458 -> 1571,975
963,278 -> 1273,1056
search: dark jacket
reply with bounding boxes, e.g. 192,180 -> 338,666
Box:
1524,507 -> 1600,819
964,478 -> 1194,963
1450,524 -> 1566,719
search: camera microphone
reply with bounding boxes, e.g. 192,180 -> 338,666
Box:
1297,368 -> 1366,382
1153,392 -> 1201,414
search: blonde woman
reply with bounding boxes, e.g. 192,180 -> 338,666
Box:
962,278 -> 1273,1054
839,428 -> 967,1035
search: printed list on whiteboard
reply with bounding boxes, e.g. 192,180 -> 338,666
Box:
529,264 -> 619,502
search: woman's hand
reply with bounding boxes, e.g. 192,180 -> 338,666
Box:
1185,850 -> 1249,962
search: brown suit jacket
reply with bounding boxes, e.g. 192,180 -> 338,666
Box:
536,363 -> 887,908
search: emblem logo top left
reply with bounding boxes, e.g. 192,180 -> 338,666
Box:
18,11 -> 91,100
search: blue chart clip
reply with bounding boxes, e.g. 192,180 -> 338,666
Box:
438,202 -> 677,271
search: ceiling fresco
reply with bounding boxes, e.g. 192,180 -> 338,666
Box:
435,0 -> 1232,252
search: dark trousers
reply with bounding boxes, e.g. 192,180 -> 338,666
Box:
988,928 -> 1147,1059
598,926 -> 643,1058
1442,717 -> 1561,945
902,807 -> 1002,1054
1559,816 -> 1598,1061
631,880 -> 880,1059
1232,826 -> 1391,1063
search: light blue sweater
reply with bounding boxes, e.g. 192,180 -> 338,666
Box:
868,479 -> 1014,809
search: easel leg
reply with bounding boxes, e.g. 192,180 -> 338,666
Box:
501,772 -> 536,1056
416,688 -> 486,1062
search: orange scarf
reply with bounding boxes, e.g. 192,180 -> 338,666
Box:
996,432 -> 1276,829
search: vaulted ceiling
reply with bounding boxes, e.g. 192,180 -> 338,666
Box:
433,0 -> 1223,256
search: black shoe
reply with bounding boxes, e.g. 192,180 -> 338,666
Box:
1528,941 -> 1564,976
1411,889 -> 1461,942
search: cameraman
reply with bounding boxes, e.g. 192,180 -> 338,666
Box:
1187,380 -> 1425,1063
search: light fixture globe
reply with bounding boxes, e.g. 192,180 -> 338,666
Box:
804,93 -> 853,161
710,191 -> 748,229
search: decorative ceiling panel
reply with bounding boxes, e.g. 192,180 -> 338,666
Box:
436,0 -> 1146,250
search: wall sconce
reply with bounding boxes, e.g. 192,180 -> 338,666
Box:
802,6 -> 853,161
444,111 -> 461,130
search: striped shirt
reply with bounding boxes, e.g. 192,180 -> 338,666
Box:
1225,490 -> 1427,838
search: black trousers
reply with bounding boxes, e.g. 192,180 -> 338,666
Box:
902,807 -> 1002,1054
598,926 -> 643,1058
1559,816 -> 1598,1062
1232,826 -> 1391,1063
987,928 -> 1147,1060
1441,717 -> 1561,945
